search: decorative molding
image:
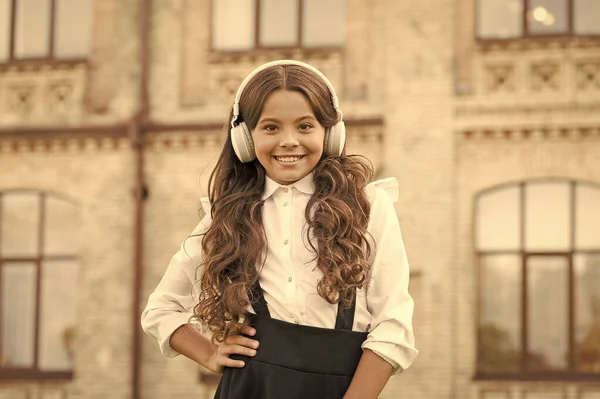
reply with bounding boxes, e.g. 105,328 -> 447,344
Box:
458,125 -> 600,141
475,37 -> 600,54
0,137 -> 129,154
0,59 -> 87,73
145,131 -> 223,151
455,103 -> 600,118
206,47 -> 342,66
0,65 -> 88,124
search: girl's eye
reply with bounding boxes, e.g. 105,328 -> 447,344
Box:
263,125 -> 278,132
299,123 -> 313,131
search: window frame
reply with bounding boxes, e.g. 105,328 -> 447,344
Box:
474,179 -> 600,381
209,0 -> 345,53
0,190 -> 77,381
474,0 -> 600,42
1,0 -> 89,65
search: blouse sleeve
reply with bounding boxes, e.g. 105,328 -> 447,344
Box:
140,198 -> 211,358
361,179 -> 419,373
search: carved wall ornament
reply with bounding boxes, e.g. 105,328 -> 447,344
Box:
47,80 -> 75,114
8,84 -> 36,115
531,62 -> 561,92
485,64 -> 515,94
576,60 -> 600,92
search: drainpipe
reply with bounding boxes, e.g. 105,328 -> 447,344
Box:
131,0 -> 150,398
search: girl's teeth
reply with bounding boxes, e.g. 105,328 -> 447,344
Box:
276,156 -> 301,163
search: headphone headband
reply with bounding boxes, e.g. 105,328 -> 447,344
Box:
231,60 -> 342,128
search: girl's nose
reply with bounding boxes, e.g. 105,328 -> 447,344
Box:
279,130 -> 299,148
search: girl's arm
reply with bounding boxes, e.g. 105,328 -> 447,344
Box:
342,349 -> 393,399
141,218 -> 259,372
346,180 -> 419,396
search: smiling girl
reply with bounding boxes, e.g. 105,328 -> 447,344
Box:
141,60 -> 418,399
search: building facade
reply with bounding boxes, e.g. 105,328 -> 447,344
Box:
0,0 -> 599,398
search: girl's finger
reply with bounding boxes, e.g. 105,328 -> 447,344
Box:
220,344 -> 257,357
241,325 -> 256,336
218,356 -> 245,368
227,335 -> 260,349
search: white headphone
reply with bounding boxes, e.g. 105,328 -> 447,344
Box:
230,60 -> 346,163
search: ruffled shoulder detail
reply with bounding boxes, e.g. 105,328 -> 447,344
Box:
365,177 -> 399,203
200,196 -> 211,214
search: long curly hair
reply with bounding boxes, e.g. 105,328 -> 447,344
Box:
192,64 -> 374,343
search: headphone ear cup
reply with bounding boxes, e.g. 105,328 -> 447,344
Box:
231,122 -> 256,163
324,121 -> 346,156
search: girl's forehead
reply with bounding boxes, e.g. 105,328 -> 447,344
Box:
259,90 -> 316,117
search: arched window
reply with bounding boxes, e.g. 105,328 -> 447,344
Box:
0,190 -> 80,380
476,180 -> 600,379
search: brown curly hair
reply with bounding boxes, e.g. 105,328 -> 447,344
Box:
192,64 -> 374,343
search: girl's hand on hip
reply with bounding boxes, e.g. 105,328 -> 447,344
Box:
206,325 -> 259,374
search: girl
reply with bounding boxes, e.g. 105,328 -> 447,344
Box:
141,60 -> 418,399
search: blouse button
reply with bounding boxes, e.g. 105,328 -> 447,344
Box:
283,187 -> 289,193
284,239 -> 288,245
288,276 -> 292,282
283,202 -> 288,207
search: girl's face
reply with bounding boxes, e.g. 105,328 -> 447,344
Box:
251,90 -> 325,185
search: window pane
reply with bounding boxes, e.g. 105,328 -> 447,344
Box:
1,192 -> 41,257
574,254 -> 600,372
39,260 -> 77,371
525,182 -> 570,251
479,255 -> 522,372
303,0 -> 345,47
575,0 -> 600,34
0,0 -> 10,61
576,184 -> 600,250
54,0 -> 93,58
14,0 -> 50,58
212,0 -> 255,50
260,0 -> 298,47
476,0 -> 523,39
1,263 -> 36,368
527,256 -> 568,370
527,0 -> 568,35
476,185 -> 521,251
44,196 -> 79,256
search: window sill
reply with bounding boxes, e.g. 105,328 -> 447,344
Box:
0,369 -> 73,381
474,35 -> 600,52
207,46 -> 344,64
0,58 -> 87,72
474,372 -> 600,382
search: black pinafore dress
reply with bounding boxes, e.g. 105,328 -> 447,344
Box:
214,282 -> 368,399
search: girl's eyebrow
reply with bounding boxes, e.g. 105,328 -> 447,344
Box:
258,115 -> 316,124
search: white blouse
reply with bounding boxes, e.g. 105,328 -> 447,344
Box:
141,174 -> 418,373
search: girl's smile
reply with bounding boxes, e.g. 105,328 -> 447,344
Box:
272,154 -> 306,165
